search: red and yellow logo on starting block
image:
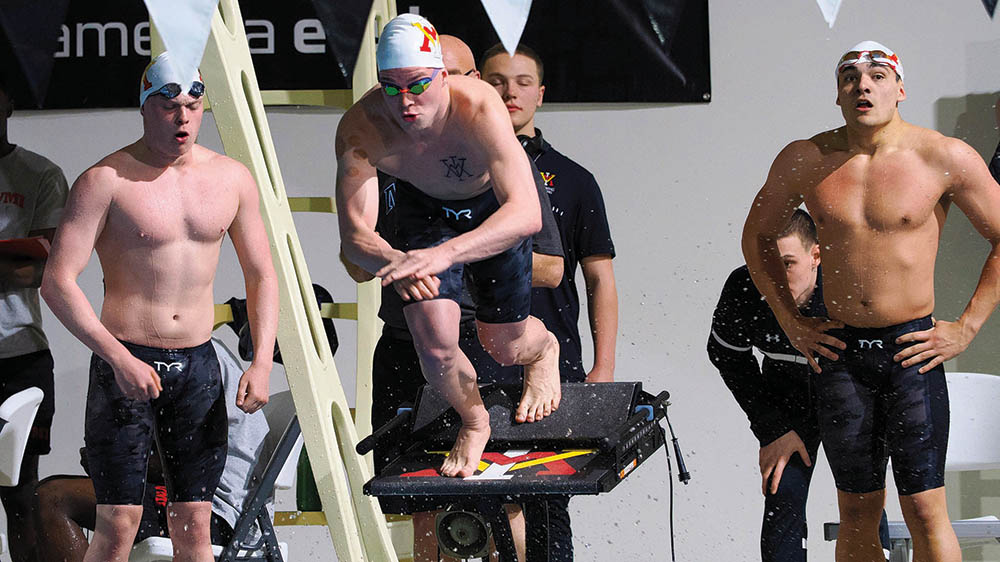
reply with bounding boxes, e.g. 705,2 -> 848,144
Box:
402,449 -> 596,479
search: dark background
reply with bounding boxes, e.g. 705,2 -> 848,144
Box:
398,1 -> 711,103
0,0 -> 709,109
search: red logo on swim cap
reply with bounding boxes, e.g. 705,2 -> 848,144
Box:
411,22 -> 439,53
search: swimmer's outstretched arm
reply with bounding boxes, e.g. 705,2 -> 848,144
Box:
335,114 -> 439,301
227,162 -> 279,413
894,139 -> 1000,373
742,141 -> 845,373
41,165 -> 162,399
378,84 -> 541,284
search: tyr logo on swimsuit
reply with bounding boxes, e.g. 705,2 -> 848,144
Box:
858,339 -> 883,349
443,207 -> 472,220
153,361 -> 184,372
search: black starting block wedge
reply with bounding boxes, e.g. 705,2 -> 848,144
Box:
357,382 -> 671,562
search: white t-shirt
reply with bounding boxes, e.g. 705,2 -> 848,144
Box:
0,146 -> 69,358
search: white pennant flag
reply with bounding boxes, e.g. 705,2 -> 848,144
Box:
481,0 -> 533,56
815,0 -> 843,28
143,0 -> 218,82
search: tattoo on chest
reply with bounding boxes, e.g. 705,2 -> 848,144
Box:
440,156 -> 474,181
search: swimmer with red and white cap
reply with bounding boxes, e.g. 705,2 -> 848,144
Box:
335,14 -> 561,478
743,40 -> 1000,562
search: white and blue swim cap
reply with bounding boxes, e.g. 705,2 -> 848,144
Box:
139,51 -> 205,107
376,14 -> 444,71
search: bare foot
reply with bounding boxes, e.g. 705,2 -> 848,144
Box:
516,331 -> 561,423
440,415 -> 492,477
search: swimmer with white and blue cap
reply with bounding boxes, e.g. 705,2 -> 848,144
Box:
138,51 -> 205,107
338,15 -> 563,482
40,46 -> 277,560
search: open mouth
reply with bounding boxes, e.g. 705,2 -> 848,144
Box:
856,100 -> 873,109
175,131 -> 190,142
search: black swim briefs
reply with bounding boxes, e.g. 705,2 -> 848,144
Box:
816,316 -> 948,495
85,340 -> 228,505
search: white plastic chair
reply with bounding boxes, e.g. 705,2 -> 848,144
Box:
0,386 -> 43,554
824,372 -> 1000,560
0,387 -> 44,487
129,391 -> 302,561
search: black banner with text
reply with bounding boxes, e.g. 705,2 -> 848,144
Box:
0,0 -> 710,109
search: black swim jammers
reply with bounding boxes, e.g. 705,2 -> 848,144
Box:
85,340 -> 228,505
816,316 -> 948,496
385,179 -> 533,324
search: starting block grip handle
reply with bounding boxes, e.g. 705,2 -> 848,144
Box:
356,408 -> 412,455
634,405 -> 654,421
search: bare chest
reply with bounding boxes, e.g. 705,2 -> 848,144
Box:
808,154 -> 946,233
376,140 -> 490,199
104,179 -> 238,247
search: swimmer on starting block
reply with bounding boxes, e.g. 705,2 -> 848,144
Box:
743,41 -> 1000,562
336,14 -> 561,478
41,52 -> 279,561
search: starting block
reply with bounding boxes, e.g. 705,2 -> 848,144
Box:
357,382 -> 671,561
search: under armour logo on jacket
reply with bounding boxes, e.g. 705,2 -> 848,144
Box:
765,334 -> 780,343
443,207 -> 472,220
153,361 -> 184,372
858,339 -> 883,349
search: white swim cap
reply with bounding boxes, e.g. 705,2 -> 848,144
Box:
836,41 -> 904,82
376,14 -> 444,71
139,51 -> 205,107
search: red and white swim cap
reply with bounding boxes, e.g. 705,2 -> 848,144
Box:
376,14 -> 444,71
836,41 -> 904,81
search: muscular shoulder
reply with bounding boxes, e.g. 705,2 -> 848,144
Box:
197,147 -> 256,191
447,76 -> 502,117
765,129 -> 846,189
77,150 -> 131,191
914,127 -> 980,170
336,88 -> 389,159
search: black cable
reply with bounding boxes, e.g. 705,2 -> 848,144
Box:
661,403 -> 690,561
666,415 -> 691,484
665,442 -> 676,561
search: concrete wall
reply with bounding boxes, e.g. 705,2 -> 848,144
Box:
3,1 -> 1000,560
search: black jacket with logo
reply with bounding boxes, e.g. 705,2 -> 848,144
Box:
522,129 -> 615,381
707,265 -> 825,446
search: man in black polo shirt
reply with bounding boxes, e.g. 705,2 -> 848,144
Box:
481,43 -> 618,561
480,43 -> 618,385
708,210 -> 889,561
991,95 -> 999,183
